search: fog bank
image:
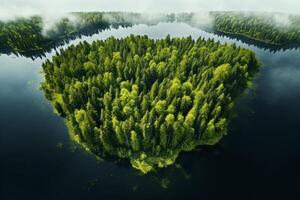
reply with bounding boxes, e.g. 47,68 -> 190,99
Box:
0,0 -> 299,21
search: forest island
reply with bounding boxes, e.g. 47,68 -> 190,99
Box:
41,35 -> 260,173
3,10 -> 294,173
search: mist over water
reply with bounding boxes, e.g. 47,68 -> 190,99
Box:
1,0 -> 299,38
0,1 -> 298,42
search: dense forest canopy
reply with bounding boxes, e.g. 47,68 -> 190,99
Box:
41,35 -> 260,173
211,11 -> 300,47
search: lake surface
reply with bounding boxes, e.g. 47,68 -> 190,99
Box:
1,23 -> 300,200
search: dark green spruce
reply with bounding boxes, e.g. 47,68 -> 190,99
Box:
41,35 -> 260,173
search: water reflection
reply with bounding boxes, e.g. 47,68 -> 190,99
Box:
1,22 -> 300,200
211,29 -> 300,53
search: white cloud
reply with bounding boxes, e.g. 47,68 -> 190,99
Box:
0,0 -> 299,20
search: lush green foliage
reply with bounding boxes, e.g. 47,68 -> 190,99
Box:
0,16 -> 45,54
212,12 -> 300,47
0,12 -> 153,57
41,35 -> 259,173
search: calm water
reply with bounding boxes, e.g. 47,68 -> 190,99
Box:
1,23 -> 300,200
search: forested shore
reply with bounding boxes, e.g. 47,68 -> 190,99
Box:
1,11 -> 300,58
211,11 -> 300,49
0,12 -> 173,58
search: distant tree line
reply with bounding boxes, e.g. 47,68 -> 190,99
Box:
211,11 -> 300,47
42,35 -> 260,173
0,12 -> 172,58
1,11 -> 300,57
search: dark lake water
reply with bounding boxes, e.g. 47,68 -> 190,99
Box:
1,23 -> 300,200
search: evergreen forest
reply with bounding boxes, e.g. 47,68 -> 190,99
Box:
212,12 -> 300,47
41,35 -> 260,173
